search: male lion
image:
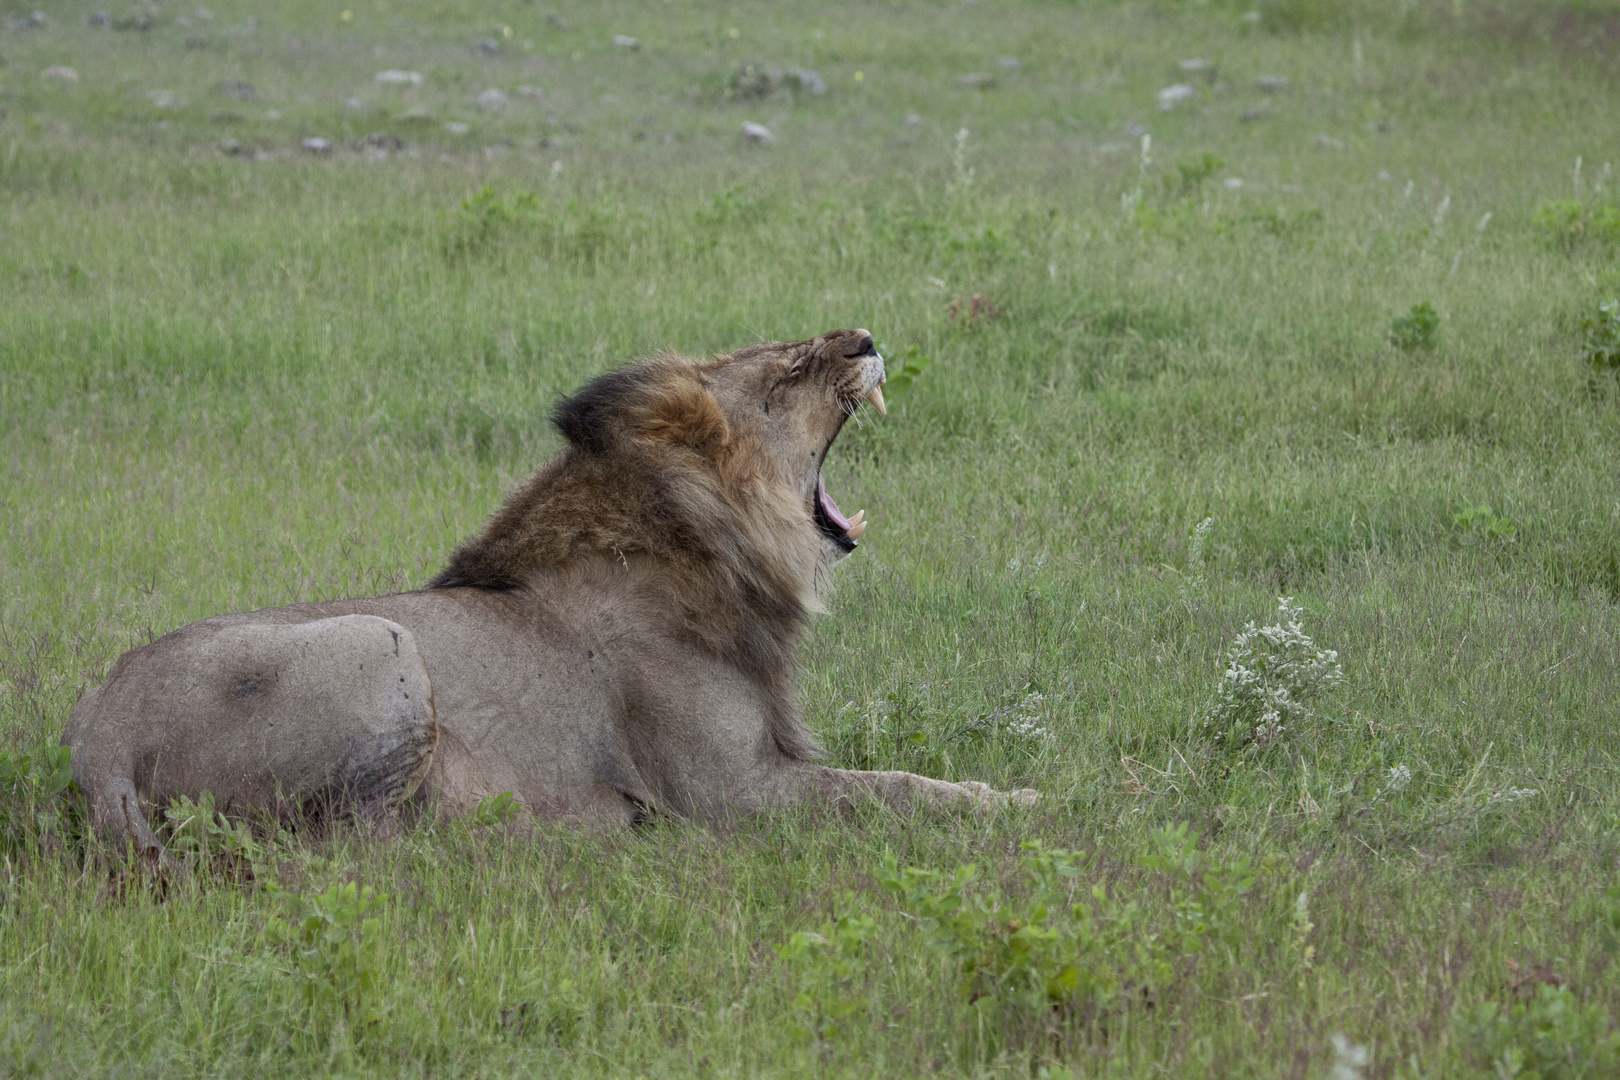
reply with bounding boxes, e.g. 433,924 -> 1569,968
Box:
66,329 -> 1035,861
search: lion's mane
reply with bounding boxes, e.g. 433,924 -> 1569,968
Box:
429,354 -> 827,760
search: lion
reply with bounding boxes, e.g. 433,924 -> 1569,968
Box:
65,329 -> 1035,863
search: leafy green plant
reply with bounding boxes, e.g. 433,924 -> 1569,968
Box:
1170,153 -> 1224,196
881,344 -> 933,398
1200,597 -> 1344,754
1453,503 -> 1518,545
1533,200 -> 1620,249
1579,299 -> 1620,377
266,881 -> 389,1031
1251,204 -> 1323,241
161,791 -> 259,880
443,186 -> 542,258
1390,301 -> 1440,352
471,790 -> 521,827
0,745 -> 75,856
1599,883 -> 1620,955
877,829 -> 1252,1023
773,901 -> 876,1044
1454,984 -> 1620,1079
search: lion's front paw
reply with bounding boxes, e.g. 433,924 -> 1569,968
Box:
956,781 -> 1040,810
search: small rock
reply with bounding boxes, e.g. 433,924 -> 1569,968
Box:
517,84 -> 544,98
301,136 -> 331,153
217,80 -> 257,100
474,37 -> 500,56
28,10 -> 45,25
546,12 -> 566,28
612,34 -> 640,49
358,132 -> 405,151
659,132 -> 675,144
787,68 -> 825,94
146,90 -> 183,108
196,8 -> 213,19
996,56 -> 1021,70
1124,121 -> 1147,137
1179,58 -> 1216,80
904,112 -> 921,125
1377,170 -> 1393,182
344,97 -> 366,111
483,141 -> 512,160
740,121 -> 772,146
41,67 -> 80,83
85,12 -> 110,27
186,35 -> 208,49
955,73 -> 994,89
1255,75 -> 1289,92
374,69 -> 423,85
445,120 -> 470,134
1157,84 -> 1195,109
395,106 -> 433,122
477,87 -> 509,111
1223,177 -> 1244,190
1240,104 -> 1270,122
1242,10 -> 1262,22
265,108 -> 282,119
1313,133 -> 1344,151
218,137 -> 247,156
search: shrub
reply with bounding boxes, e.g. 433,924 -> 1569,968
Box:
1454,985 -> 1620,1079
773,902 -> 876,1044
881,344 -> 934,399
1453,504 -> 1517,546
1579,299 -> 1620,374
0,745 -> 75,857
1170,153 -> 1224,196
1200,596 -> 1344,754
442,186 -> 542,259
161,791 -> 259,881
266,881 -> 389,1032
877,827 -> 1252,1022
1533,200 -> 1620,249
1390,301 -> 1440,352
471,790 -> 520,827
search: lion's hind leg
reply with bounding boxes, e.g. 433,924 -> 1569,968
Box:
65,614 -> 439,864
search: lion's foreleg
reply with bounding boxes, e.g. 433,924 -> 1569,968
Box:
771,762 -> 1038,814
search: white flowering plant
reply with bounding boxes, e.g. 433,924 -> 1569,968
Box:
1200,597 -> 1344,753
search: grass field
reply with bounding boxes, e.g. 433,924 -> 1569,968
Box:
3,0 -> 1620,1075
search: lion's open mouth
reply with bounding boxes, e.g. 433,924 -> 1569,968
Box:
814,472 -> 866,552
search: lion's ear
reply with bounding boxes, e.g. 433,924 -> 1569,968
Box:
552,361 -> 730,458
631,380 -> 732,457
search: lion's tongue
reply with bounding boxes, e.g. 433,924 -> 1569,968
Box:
817,472 -> 851,532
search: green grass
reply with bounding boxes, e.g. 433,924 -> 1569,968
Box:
4,0 -> 1620,1075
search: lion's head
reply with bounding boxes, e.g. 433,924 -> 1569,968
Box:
432,328 -> 887,605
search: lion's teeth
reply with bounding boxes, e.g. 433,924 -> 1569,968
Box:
866,385 -> 887,415
847,520 -> 867,540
